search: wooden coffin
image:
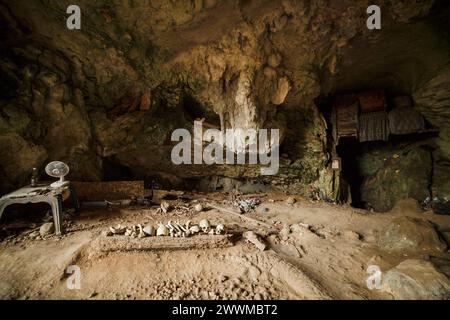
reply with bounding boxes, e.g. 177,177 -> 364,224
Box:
358,90 -> 386,113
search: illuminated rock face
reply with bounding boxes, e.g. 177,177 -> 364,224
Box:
0,0 -> 448,207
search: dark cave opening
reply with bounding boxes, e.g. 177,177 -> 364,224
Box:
336,138 -> 364,208
182,93 -> 221,127
102,156 -> 136,182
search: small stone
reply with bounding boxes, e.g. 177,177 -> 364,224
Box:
279,224 -> 291,240
39,222 -> 54,237
342,230 -> 361,241
194,204 -> 203,212
267,53 -> 282,68
263,66 -> 277,78
29,230 -> 40,239
286,197 -> 296,205
243,231 -> 266,251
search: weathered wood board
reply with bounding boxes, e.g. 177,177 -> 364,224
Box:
92,234 -> 235,252
72,181 -> 144,201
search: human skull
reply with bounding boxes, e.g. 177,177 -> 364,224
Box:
143,225 -> 155,236
215,224 -> 225,235
199,219 -> 210,233
189,225 -> 200,234
156,223 -> 169,236
194,204 -> 203,212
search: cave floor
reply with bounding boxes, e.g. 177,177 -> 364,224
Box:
0,191 -> 449,300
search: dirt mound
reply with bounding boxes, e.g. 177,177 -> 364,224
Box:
57,243 -> 329,300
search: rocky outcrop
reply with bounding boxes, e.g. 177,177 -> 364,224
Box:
382,259 -> 450,300
414,65 -> 450,200
378,216 -> 447,253
360,144 -> 432,212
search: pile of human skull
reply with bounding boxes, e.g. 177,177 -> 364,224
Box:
107,219 -> 226,238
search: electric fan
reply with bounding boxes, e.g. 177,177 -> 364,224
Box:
45,161 -> 70,188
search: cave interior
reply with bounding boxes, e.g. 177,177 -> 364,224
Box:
0,0 -> 450,301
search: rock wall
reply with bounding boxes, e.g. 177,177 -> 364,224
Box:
358,143 -> 433,212
0,0 -> 448,202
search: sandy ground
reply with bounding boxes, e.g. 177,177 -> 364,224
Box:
0,191 -> 449,300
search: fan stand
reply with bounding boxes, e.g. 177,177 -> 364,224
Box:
50,176 -> 70,188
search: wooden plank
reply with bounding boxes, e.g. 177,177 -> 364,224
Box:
71,181 -> 144,201
92,234 -> 235,252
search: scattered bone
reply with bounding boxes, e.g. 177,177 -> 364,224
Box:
243,231 -> 267,251
137,224 -> 146,238
156,201 -> 171,214
207,202 -> 276,232
110,224 -> 126,235
177,221 -> 190,237
189,225 -> 200,234
167,221 -> 176,237
173,221 -> 185,237
39,222 -> 55,237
